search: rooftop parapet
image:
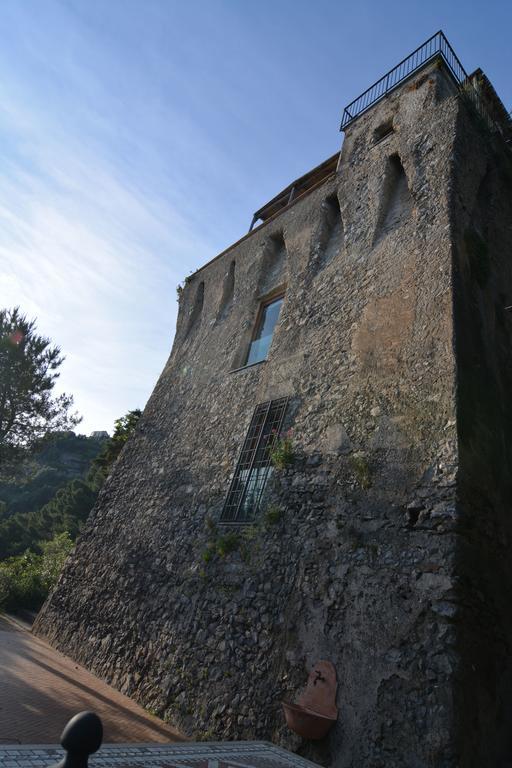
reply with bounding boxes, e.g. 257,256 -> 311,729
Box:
248,153 -> 339,232
340,30 -> 512,143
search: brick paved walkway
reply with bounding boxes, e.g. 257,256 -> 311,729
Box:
0,615 -> 183,745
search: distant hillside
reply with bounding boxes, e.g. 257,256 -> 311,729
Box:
0,432 -> 106,520
0,431 -> 107,558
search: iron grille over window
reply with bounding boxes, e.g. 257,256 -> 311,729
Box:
220,397 -> 288,524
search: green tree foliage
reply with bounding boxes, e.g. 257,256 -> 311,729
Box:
0,408 -> 141,610
0,307 -> 80,464
88,409 -> 141,488
0,432 -> 104,519
36,479 -> 98,539
0,532 -> 73,611
38,532 -> 75,587
0,479 -> 98,559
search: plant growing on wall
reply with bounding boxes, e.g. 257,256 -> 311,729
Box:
201,523 -> 240,564
264,504 -> 283,525
349,452 -> 371,490
269,428 -> 294,470
175,273 -> 194,302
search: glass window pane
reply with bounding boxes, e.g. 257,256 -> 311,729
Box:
246,336 -> 271,366
246,297 -> 283,365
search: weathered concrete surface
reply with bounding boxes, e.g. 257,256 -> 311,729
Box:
34,62 -> 512,767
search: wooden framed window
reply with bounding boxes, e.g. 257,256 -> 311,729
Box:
220,398 -> 288,524
245,294 -> 284,366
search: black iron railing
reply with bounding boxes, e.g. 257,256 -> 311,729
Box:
340,31 -> 467,130
339,31 -> 512,140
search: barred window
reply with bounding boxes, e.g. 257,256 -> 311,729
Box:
220,398 -> 288,524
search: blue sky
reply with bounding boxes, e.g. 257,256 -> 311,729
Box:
0,0 -> 510,434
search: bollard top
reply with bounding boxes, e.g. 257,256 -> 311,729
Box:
60,711 -> 103,756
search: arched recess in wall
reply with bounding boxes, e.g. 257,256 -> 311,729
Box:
186,281 -> 205,337
216,261 -> 236,321
373,154 -> 413,243
310,194 -> 344,273
258,232 -> 288,295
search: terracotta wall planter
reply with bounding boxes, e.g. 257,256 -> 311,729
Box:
281,661 -> 338,740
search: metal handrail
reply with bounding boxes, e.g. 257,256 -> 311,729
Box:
340,30 -> 469,130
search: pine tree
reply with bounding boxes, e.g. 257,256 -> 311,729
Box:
0,308 -> 80,464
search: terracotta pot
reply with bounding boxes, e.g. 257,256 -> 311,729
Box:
281,701 -> 336,740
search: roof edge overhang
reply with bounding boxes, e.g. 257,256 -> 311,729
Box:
251,152 -> 340,224
187,153 -> 340,281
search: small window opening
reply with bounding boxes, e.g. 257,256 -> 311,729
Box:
245,294 -> 284,366
220,398 -> 288,524
374,121 -> 394,144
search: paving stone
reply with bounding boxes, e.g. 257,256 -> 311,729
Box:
0,742 -> 318,768
0,616 -> 182,745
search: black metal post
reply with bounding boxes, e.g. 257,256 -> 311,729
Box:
48,712 -> 103,768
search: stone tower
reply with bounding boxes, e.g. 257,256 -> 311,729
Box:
35,33 -> 512,768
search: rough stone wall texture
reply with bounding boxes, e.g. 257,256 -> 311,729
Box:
34,62 -> 511,767
450,98 -> 512,767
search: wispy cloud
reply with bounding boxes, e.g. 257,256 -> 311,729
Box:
0,2 -> 235,433
2,0 -> 508,436
0,104 -> 211,429
0,0 -> 344,435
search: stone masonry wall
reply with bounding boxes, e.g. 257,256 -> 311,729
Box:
450,96 -> 512,767
36,63 -> 466,767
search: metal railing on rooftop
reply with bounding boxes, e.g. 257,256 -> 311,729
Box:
339,30 -> 482,131
340,31 -> 466,130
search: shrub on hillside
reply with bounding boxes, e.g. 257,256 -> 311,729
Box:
0,531 -> 73,612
